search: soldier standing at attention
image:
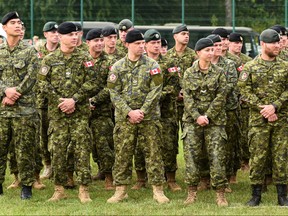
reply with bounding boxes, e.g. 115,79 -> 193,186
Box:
85,28 -> 115,190
238,29 -> 288,207
38,22 -> 100,203
37,21 -> 59,180
166,24 -> 197,129
160,38 -> 168,56
107,29 -> 169,204
182,38 -> 229,207
116,19 -> 133,54
0,11 -> 39,199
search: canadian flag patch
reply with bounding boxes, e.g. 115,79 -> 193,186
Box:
168,67 -> 179,73
37,52 -> 43,59
109,66 -> 113,71
84,61 -> 94,67
237,64 -> 244,72
150,68 -> 161,75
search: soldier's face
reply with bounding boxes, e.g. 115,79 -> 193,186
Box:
59,32 -> 78,48
145,39 -> 161,55
3,18 -> 22,37
44,30 -> 59,44
197,47 -> 214,62
127,40 -> 145,56
174,31 -> 189,45
119,28 -> 133,42
221,37 -> 229,51
87,37 -> 104,53
213,42 -> 222,57
229,41 -> 242,54
104,34 -> 117,48
160,46 -> 168,56
262,41 -> 280,57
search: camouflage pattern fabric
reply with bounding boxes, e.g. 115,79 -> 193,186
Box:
182,60 -> 228,189
238,55 -> 288,184
116,39 -> 128,54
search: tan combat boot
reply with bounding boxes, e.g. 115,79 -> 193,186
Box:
166,171 -> 182,192
107,185 -> 128,203
197,177 -> 211,191
33,173 -> 46,190
184,186 -> 197,205
225,184 -> 233,193
105,173 -> 114,190
78,185 -> 92,203
152,185 -> 170,204
131,170 -> 146,190
7,173 -> 21,189
65,171 -> 75,189
48,185 -> 67,202
216,188 -> 229,207
40,164 -> 52,180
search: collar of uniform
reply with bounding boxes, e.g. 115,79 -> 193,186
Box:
257,54 -> 278,66
194,59 -> 212,74
125,54 -> 146,68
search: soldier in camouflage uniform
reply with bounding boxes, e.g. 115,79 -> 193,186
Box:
103,26 -> 126,61
166,24 -> 197,129
37,22 -> 101,203
37,22 -> 59,180
107,29 -> 169,204
133,29 -> 182,192
228,33 -> 252,171
270,25 -> 288,61
208,34 -> 240,189
116,19 -> 133,54
85,28 -> 115,190
238,29 -> 288,207
0,12 -> 39,199
182,38 -> 228,207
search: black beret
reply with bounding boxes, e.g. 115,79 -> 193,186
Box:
229,33 -> 243,42
102,26 -> 118,37
195,38 -> 214,51
260,29 -> 280,43
273,25 -> 288,36
43,21 -> 58,32
206,34 -> 221,43
73,22 -> 83,31
118,19 -> 133,31
125,29 -> 144,43
1,11 -> 20,25
161,38 -> 168,47
212,28 -> 229,38
144,29 -> 161,42
57,22 -> 78,34
172,24 -> 189,34
86,28 -> 103,40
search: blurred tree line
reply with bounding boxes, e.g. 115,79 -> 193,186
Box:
0,0 -> 286,38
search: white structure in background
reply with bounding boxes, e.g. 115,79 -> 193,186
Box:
0,24 -> 7,38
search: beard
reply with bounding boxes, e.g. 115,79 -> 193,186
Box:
265,49 -> 280,58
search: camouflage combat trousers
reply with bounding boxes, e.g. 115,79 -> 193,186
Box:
39,108 -> 51,165
113,120 -> 165,186
49,117 -> 92,186
240,107 -> 250,163
90,116 -> 115,173
134,118 -> 178,172
0,116 -> 37,186
182,122 -> 228,189
248,125 -> 288,185
225,110 -> 241,177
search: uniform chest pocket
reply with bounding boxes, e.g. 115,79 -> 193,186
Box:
13,60 -> 26,80
206,78 -> 219,91
50,65 -> 66,86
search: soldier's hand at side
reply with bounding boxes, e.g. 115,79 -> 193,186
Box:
196,115 -> 209,127
177,89 -> 184,101
268,113 -> 278,122
89,98 -> 95,110
259,104 -> 275,118
2,97 -> 15,106
58,98 -> 76,113
5,87 -> 21,101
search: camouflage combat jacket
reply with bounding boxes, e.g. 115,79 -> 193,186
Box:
38,47 -> 101,120
0,40 -> 39,117
116,39 -> 128,54
107,54 -> 163,122
238,55 -> 288,126
183,60 -> 227,126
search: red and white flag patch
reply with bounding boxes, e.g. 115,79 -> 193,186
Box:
237,64 -> 244,72
150,68 -> 161,75
84,61 -> 94,67
37,52 -> 43,59
168,67 -> 179,73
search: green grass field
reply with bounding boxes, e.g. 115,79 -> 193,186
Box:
1,142 -> 288,215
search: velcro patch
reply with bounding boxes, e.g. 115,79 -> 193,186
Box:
239,71 -> 249,81
108,73 -> 118,83
39,65 -> 50,76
